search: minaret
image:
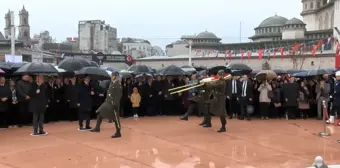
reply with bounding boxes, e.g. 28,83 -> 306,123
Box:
334,0 -> 340,41
18,5 -> 31,43
4,10 -> 11,39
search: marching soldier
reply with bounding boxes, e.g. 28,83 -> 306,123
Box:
91,71 -> 123,138
203,70 -> 228,132
180,72 -> 200,120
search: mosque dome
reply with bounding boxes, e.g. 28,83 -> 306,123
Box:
258,15 -> 288,27
285,18 -> 305,25
195,31 -> 219,39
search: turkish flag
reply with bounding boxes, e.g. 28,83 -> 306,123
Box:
279,48 -> 284,60
257,49 -> 263,60
292,44 -> 301,53
312,45 -> 318,56
247,50 -> 252,60
317,39 -> 323,48
273,49 -> 277,59
224,50 -> 229,61
229,50 -> 233,60
241,50 -> 245,60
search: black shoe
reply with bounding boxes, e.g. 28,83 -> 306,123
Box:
202,124 -> 211,128
217,127 -> 226,133
198,122 -> 205,126
32,132 -> 39,136
91,129 -> 100,132
39,131 -> 47,135
111,131 -> 121,138
246,118 -> 251,121
228,116 -> 232,119
85,126 -> 92,130
180,116 -> 188,121
238,117 -> 244,120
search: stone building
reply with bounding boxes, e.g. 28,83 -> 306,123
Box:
141,0 -> 339,69
78,20 -> 118,53
121,38 -> 152,58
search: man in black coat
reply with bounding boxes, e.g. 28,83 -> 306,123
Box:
45,77 -> 57,122
142,77 -> 157,116
227,75 -> 241,119
153,75 -> 164,115
77,76 -> 93,131
16,74 -> 32,127
238,75 -> 253,120
65,77 -> 78,121
28,75 -> 48,136
282,76 -> 299,119
332,71 -> 340,125
0,77 -> 11,128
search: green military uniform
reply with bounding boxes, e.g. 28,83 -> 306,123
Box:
202,70 -> 227,132
91,72 -> 123,138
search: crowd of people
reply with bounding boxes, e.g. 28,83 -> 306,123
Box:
0,68 -> 340,135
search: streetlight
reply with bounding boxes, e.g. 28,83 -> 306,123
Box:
183,39 -> 193,66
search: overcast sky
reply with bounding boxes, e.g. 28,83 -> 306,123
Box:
1,0 -> 301,49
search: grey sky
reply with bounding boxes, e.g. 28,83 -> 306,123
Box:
1,0 -> 301,49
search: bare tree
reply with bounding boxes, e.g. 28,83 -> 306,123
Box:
289,45 -> 308,69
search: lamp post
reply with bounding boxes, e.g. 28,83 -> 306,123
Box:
183,39 -> 193,66
10,11 -> 15,55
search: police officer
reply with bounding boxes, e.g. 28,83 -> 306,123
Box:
91,71 -> 123,138
331,71 -> 340,126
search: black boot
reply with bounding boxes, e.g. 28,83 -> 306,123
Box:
180,114 -> 188,121
202,114 -> 211,128
91,116 -> 102,132
217,127 -> 226,132
111,120 -> 121,138
217,116 -> 227,132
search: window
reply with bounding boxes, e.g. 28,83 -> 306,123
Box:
23,18 -> 27,25
310,2 -> 314,9
24,31 -> 28,37
304,3 -> 307,9
317,1 -> 321,8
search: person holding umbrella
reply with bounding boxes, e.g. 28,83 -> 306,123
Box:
91,71 -> 123,138
29,75 -> 48,136
77,75 -> 93,131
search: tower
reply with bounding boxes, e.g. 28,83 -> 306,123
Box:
334,0 -> 340,40
4,10 -> 11,39
18,5 -> 30,43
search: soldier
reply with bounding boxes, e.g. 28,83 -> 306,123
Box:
91,71 -> 123,138
203,70 -> 227,132
180,72 -> 200,120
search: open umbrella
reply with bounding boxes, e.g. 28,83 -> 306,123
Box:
159,65 -> 186,76
11,62 -> 29,70
208,66 -> 227,75
255,70 -> 277,81
54,66 -> 66,73
105,67 -> 119,72
305,69 -> 334,76
58,57 -> 92,71
75,67 -> 111,80
0,68 -> 5,74
181,65 -> 196,72
127,65 -> 154,74
292,71 -> 308,77
15,62 -> 59,75
135,73 -> 153,78
272,69 -> 286,74
286,69 -> 306,74
119,70 -> 134,78
90,61 -> 99,67
226,63 -> 252,74
0,62 -> 12,70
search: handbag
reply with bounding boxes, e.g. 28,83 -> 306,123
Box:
267,90 -> 274,99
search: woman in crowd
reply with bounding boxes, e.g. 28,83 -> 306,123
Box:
258,80 -> 272,119
298,81 -> 310,119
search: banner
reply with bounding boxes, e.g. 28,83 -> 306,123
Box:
5,54 -> 22,63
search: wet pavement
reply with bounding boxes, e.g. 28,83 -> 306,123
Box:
0,116 -> 339,168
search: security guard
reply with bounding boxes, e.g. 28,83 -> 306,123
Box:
203,70 -> 227,132
91,71 -> 123,138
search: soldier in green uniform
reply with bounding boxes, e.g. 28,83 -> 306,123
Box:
91,71 -> 123,138
203,70 -> 227,132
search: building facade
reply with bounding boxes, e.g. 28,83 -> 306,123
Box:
121,38 -> 152,58
78,20 -> 118,53
141,0 -> 339,69
151,45 -> 165,56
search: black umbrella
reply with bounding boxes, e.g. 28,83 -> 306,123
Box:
225,63 -> 252,74
75,67 -> 111,80
208,66 -> 227,75
135,73 -> 153,78
159,65 -> 186,76
119,70 -> 134,78
58,57 -> 92,71
0,62 -> 12,70
15,62 -> 59,75
292,71 -> 308,77
251,69 -> 261,75
305,69 -> 333,76
272,69 -> 286,74
286,69 -> 306,74
127,65 -> 154,74
11,62 -> 29,70
90,61 -> 99,67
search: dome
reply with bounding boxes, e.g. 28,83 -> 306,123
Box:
195,31 -> 219,39
285,18 -> 305,25
258,15 -> 288,27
